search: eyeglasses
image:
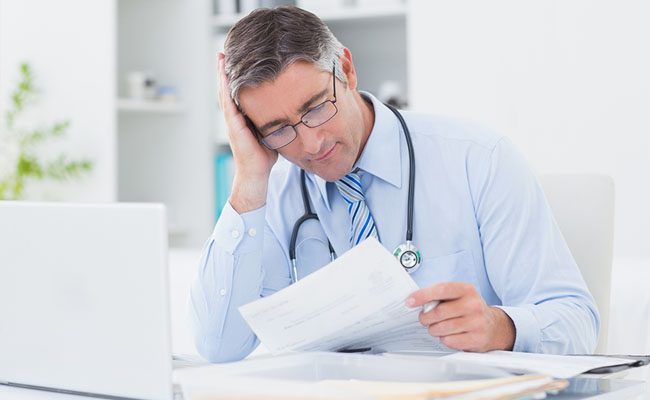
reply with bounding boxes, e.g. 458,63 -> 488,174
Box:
259,64 -> 338,150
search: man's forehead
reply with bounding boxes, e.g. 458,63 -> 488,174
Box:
240,61 -> 325,101
238,62 -> 330,126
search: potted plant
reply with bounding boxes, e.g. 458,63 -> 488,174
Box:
0,63 -> 93,200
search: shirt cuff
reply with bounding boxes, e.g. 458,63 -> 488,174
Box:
212,201 -> 266,254
495,305 -> 541,353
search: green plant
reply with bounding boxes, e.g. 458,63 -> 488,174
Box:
0,63 -> 93,200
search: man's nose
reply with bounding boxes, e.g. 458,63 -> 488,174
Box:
298,125 -> 326,155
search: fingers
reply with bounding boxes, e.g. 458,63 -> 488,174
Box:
217,52 -> 226,111
406,282 -> 476,307
215,53 -> 279,188
419,291 -> 486,324
428,312 -> 491,352
216,53 -> 258,153
419,297 -> 465,325
438,332 -> 487,352
409,282 -> 501,352
424,313 -> 487,351
217,53 -> 238,119
426,316 -> 476,337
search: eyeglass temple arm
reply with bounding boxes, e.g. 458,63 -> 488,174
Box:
332,64 -> 336,99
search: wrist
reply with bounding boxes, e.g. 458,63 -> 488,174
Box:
229,174 -> 269,214
490,307 -> 516,351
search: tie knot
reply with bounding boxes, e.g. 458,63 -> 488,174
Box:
335,172 -> 364,204
334,169 -> 379,245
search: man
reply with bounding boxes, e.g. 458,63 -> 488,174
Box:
190,6 -> 598,363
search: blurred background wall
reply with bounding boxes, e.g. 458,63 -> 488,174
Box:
409,0 -> 650,260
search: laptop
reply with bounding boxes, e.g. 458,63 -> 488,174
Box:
0,202 -> 174,400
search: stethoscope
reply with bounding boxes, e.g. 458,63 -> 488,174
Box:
289,103 -> 420,283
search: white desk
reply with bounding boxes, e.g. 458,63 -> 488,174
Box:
1,370 -> 647,399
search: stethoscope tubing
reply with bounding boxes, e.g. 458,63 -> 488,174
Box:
289,170 -> 335,283
289,104 -> 415,283
385,103 -> 416,242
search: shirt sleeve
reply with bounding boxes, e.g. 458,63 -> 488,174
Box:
470,138 -> 600,354
188,201 -> 288,362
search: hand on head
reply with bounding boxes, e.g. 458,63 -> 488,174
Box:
218,52 -> 278,213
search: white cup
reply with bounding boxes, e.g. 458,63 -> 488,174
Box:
127,71 -> 156,100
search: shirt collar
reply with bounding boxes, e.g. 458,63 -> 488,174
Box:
310,91 -> 403,210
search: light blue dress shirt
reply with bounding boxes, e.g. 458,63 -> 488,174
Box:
189,93 -> 599,363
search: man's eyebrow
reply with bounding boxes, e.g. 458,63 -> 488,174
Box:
258,117 -> 289,135
297,88 -> 328,115
258,88 -> 329,134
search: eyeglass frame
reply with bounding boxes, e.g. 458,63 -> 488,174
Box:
256,64 -> 338,150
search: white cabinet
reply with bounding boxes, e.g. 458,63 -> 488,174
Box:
117,0 -> 215,247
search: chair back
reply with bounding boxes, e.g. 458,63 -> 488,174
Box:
539,174 -> 615,353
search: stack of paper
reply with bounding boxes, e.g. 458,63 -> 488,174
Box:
440,351 -> 639,378
238,238 -> 450,354
318,375 -> 566,399
177,373 -> 566,400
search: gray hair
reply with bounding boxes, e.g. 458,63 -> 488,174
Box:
224,6 -> 347,105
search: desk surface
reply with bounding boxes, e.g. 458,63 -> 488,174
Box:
2,370 -> 648,400
0,384 -> 183,400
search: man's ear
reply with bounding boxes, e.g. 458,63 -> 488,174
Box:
340,48 -> 358,91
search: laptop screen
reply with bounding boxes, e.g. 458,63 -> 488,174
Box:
0,202 -> 173,400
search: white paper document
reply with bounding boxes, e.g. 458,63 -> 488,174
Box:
442,351 -> 638,379
238,238 -> 451,354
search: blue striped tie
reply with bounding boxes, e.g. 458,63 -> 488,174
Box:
335,170 -> 379,246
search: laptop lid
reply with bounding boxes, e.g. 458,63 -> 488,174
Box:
0,202 -> 173,400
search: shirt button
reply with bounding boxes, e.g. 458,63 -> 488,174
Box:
219,288 -> 227,296
248,228 -> 257,237
231,229 -> 240,239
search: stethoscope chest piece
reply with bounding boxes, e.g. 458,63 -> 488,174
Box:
393,241 -> 421,274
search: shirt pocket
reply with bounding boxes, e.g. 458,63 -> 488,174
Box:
411,249 -> 479,288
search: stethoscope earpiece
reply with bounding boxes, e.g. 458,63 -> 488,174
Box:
393,241 -> 421,274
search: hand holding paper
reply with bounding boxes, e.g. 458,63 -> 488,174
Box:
238,238 -> 451,354
406,282 -> 516,352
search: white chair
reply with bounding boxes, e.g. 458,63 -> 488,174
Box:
539,174 -> 615,354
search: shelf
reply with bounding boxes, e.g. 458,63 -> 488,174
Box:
213,5 -> 407,30
117,98 -> 185,114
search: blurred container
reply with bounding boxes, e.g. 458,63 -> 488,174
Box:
127,71 -> 156,100
158,86 -> 178,103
